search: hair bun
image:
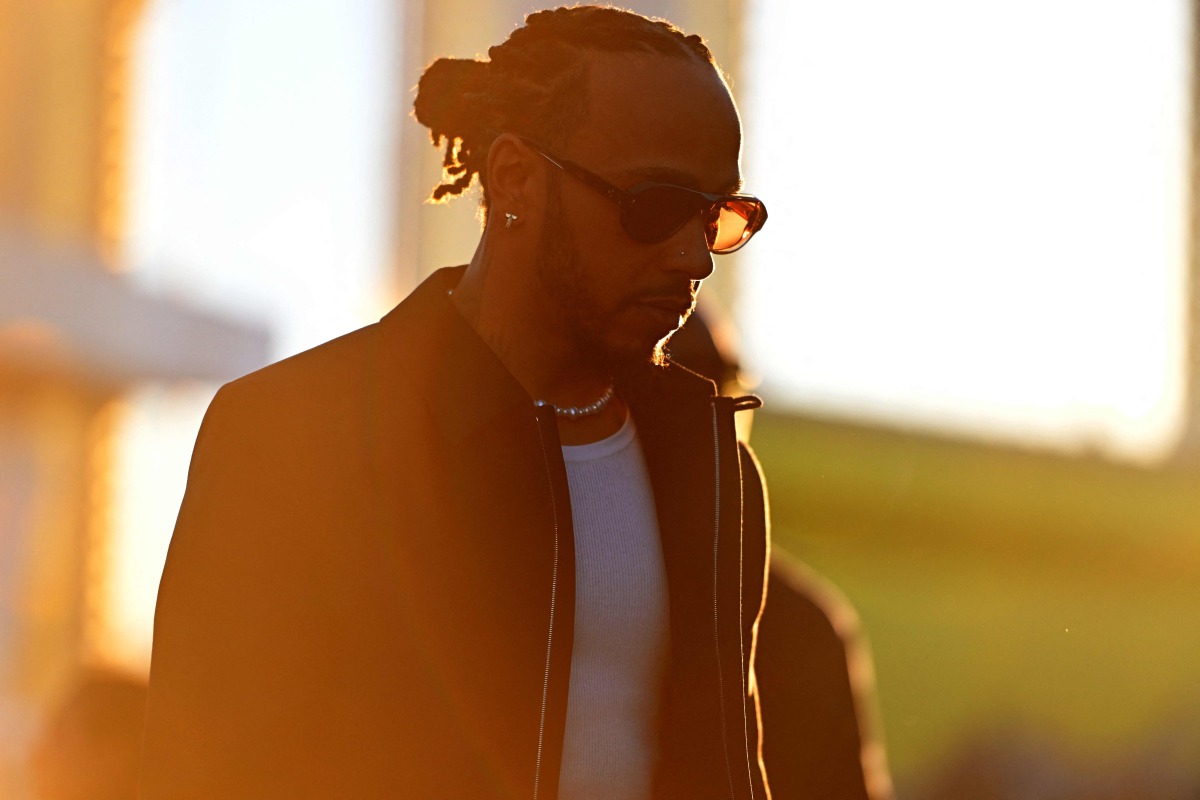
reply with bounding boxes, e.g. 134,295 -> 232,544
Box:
413,57 -> 489,143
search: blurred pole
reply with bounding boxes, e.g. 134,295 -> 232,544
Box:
1176,0 -> 1200,464
0,0 -> 143,264
0,0 -> 144,711
390,0 -> 525,297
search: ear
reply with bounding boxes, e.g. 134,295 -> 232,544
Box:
484,134 -> 546,225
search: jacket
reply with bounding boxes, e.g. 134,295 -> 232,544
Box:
139,266 -> 771,799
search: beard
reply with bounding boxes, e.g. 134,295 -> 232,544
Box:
534,175 -> 686,374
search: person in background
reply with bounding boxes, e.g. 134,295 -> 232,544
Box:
671,307 -> 894,800
31,669 -> 147,800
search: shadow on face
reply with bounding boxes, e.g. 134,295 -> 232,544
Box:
534,50 -> 744,370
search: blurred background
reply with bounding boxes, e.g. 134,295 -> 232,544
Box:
1,0 -> 1197,797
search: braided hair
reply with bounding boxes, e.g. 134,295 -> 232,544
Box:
412,5 -> 717,208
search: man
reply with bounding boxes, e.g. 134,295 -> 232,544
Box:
141,6 -> 874,798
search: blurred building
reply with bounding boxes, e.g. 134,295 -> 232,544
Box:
0,1 -> 269,794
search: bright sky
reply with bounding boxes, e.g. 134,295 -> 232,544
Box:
124,0 -> 399,358
742,0 -> 1192,463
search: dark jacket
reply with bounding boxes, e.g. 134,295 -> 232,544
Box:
140,266 -> 770,799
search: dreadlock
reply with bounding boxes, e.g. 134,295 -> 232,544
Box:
412,5 -> 718,208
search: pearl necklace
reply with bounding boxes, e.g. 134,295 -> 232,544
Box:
536,386 -> 615,420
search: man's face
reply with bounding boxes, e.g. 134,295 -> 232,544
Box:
533,51 -> 743,373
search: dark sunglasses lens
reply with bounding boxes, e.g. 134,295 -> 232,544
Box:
623,186 -> 705,243
708,198 -> 765,254
624,185 -> 767,253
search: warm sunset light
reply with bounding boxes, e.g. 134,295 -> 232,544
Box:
5,2 -> 1197,797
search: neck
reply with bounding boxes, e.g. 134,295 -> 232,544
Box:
451,239 -> 626,444
452,239 -> 609,403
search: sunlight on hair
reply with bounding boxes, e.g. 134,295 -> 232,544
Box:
742,0 -> 1191,463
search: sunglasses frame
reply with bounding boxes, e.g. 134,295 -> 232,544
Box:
517,138 -> 768,255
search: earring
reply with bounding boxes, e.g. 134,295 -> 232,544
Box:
504,212 -> 520,229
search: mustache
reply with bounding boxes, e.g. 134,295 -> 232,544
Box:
630,285 -> 698,315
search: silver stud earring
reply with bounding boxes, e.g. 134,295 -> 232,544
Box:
505,212 -> 519,229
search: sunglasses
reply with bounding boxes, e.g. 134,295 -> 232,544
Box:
520,138 -> 768,255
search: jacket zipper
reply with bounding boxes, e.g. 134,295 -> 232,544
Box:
529,400 -> 757,798
711,406 -> 736,799
532,406 -> 560,800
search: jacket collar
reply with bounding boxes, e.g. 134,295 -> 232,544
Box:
380,265 -> 722,445
379,266 -> 535,446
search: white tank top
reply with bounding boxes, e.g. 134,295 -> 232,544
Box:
557,413 -> 669,800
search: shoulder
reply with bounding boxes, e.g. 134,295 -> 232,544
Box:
195,313 -> 430,475
215,268 -> 464,425
219,321 -> 383,409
